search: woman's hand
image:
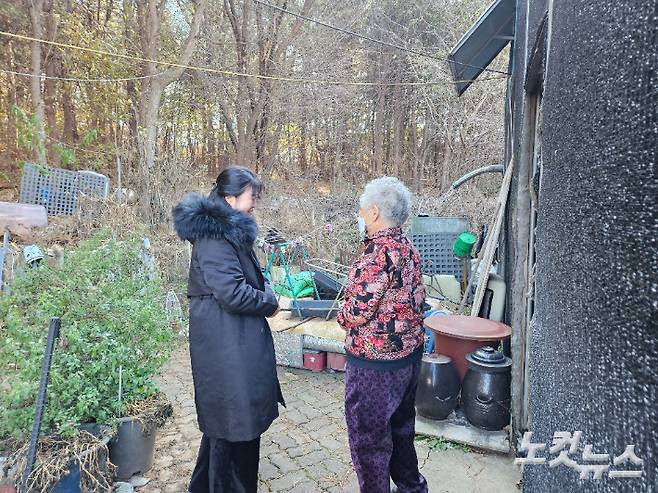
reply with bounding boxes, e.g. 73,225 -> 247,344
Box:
268,305 -> 281,318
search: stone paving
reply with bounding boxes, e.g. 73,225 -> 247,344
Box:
145,344 -> 520,493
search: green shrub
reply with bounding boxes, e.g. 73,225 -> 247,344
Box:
0,230 -> 174,439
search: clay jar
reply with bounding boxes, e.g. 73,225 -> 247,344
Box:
461,346 -> 512,431
415,353 -> 461,420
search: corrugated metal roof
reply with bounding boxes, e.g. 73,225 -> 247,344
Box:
448,0 -> 516,96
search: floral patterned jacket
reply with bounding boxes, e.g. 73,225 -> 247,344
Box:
338,227 -> 426,362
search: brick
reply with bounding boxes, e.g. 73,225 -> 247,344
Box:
324,458 -> 350,476
272,435 -> 298,450
268,471 -> 309,491
259,460 -> 281,481
286,410 -> 310,425
297,450 -> 329,467
303,462 -> 333,482
288,440 -> 323,458
320,437 -> 343,452
270,454 -> 299,474
288,481 -> 320,493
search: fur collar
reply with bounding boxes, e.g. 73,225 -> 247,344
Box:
172,193 -> 258,247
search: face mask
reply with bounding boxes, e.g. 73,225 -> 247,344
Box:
357,216 -> 367,237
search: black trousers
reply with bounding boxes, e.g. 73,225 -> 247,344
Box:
188,434 -> 260,493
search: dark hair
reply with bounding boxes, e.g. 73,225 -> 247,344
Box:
209,165 -> 263,200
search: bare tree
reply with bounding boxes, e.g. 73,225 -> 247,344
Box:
197,0 -> 313,173
27,0 -> 46,164
135,0 -> 208,221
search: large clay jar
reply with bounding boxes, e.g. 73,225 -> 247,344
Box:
415,353 -> 461,420
461,346 -> 512,431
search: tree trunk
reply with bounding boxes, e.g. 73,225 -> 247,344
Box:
123,0 -> 138,147
373,82 -> 385,176
126,79 -> 139,144
409,109 -> 418,186
137,79 -> 163,217
440,140 -> 452,192
392,85 -> 403,178
220,0 -> 313,168
262,122 -> 282,180
224,0 -> 252,165
62,83 -> 79,142
299,120 -> 308,175
205,106 -> 217,174
5,40 -> 18,159
28,0 -> 47,165
136,0 -> 208,222
332,121 -> 344,187
43,0 -> 57,137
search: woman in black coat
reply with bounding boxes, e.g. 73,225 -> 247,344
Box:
172,166 -> 283,493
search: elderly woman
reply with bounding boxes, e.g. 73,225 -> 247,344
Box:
338,177 -> 428,493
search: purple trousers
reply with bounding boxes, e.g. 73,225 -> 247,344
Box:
345,359 -> 428,493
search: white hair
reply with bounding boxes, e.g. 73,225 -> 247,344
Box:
359,176 -> 412,227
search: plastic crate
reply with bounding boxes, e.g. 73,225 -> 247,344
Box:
20,164 -> 78,215
410,216 -> 468,235
19,164 -> 109,216
78,170 -> 110,198
409,216 -> 470,280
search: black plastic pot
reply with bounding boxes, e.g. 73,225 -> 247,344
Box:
461,346 -> 512,431
108,417 -> 157,481
51,462 -> 81,493
415,353 -> 461,420
51,436 -> 110,493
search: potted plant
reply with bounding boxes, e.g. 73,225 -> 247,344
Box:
108,393 -> 172,481
0,231 -> 174,490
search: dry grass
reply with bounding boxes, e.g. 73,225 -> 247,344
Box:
125,392 -> 174,436
4,432 -> 114,492
4,173 -> 500,317
256,176 -> 500,266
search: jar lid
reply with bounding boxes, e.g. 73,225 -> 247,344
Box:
422,353 -> 452,364
424,315 -> 512,341
466,346 -> 512,370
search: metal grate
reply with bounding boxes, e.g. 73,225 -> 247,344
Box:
19,163 -> 109,216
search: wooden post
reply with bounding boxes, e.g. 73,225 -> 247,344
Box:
458,160 -> 515,314
470,159 -> 515,317
461,258 -> 468,297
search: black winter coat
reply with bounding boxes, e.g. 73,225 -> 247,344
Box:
172,193 -> 284,441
